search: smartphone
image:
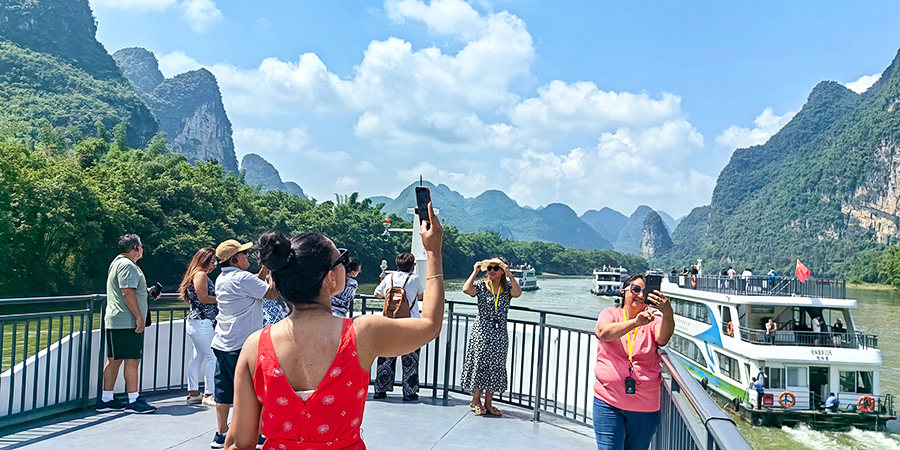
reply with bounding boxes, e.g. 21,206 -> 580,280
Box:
149,282 -> 162,299
415,186 -> 431,225
644,274 -> 662,304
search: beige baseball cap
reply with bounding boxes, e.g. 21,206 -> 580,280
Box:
216,239 -> 253,262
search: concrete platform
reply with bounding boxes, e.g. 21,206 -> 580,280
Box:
0,389 -> 594,449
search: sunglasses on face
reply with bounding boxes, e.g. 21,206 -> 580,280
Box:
628,284 -> 645,295
328,248 -> 350,271
487,265 -> 502,272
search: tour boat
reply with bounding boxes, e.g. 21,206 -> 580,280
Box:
510,266 -> 539,291
661,273 -> 895,430
591,267 -> 627,296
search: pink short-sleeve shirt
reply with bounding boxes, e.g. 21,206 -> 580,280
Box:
593,307 -> 662,412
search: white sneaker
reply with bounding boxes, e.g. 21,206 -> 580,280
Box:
187,393 -> 203,404
202,395 -> 217,406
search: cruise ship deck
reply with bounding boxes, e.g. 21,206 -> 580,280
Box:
0,388 -> 593,449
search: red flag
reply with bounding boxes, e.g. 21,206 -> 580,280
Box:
796,260 -> 811,283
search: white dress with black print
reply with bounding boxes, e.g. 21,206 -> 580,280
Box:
460,279 -> 511,393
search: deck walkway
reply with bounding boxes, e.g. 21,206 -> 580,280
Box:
0,388 -> 594,449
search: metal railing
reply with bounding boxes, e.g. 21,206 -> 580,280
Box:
737,325 -> 878,349
352,295 -> 753,449
669,274 -> 846,299
2,293 -> 753,450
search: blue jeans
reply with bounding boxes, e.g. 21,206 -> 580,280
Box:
593,397 -> 660,450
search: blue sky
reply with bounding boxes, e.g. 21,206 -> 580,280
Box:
89,0 -> 900,218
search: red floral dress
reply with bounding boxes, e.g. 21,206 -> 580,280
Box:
255,319 -> 369,449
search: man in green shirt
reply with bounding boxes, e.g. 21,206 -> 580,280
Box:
96,234 -> 159,414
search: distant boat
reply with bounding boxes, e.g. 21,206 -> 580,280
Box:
591,267 -> 627,296
510,266 -> 539,291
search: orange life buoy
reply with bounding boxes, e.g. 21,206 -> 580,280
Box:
691,275 -> 697,288
858,395 -> 875,413
726,321 -> 735,337
779,391 -> 796,408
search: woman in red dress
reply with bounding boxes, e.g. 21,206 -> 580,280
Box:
224,204 -> 443,450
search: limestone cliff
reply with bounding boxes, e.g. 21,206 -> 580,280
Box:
113,48 -> 238,172
641,211 -> 673,259
241,154 -> 307,198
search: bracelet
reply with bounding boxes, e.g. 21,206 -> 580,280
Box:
426,274 -> 444,280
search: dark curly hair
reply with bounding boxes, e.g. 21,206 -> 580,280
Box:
258,231 -> 338,305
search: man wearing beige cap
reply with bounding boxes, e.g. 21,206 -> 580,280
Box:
210,239 -> 277,449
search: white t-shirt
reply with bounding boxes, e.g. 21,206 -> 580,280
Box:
812,317 -> 821,333
374,272 -> 424,318
212,267 -> 269,352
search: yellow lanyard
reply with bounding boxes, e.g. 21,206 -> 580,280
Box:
622,308 -> 636,361
488,279 -> 500,310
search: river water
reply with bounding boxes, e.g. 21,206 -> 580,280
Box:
367,276 -> 900,450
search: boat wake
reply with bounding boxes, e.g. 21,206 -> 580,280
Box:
781,424 -> 900,450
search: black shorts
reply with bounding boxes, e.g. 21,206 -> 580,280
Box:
213,348 -> 241,404
106,329 -> 144,360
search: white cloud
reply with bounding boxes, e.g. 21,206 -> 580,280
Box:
336,176 -> 360,190
385,0 -> 486,40
508,80 -> 684,134
182,0 -> 224,32
715,107 -> 795,149
397,162 -> 491,194
503,120 -> 713,216
90,0 -> 221,32
356,161 -> 376,173
233,127 -> 312,153
157,51 -> 203,78
845,73 -> 881,94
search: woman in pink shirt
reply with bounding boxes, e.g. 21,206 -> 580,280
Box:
593,274 -> 675,450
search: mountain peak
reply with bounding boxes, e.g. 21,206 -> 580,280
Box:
112,47 -> 164,94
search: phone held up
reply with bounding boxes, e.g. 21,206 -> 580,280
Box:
149,281 -> 162,299
415,186 -> 431,226
643,274 -> 662,305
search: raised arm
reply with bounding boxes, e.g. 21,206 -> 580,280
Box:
501,262 -> 523,298
462,262 -> 481,296
650,291 -> 675,346
355,203 -> 445,366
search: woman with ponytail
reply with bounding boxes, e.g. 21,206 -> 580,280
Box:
224,203 -> 444,450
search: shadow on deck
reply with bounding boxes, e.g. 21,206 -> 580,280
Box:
0,388 -> 594,449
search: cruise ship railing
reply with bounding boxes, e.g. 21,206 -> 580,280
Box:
668,274 -> 846,299
736,325 -> 878,349
2,293 -> 753,450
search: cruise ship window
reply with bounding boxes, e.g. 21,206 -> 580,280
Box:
841,371 -> 874,393
668,334 -> 707,369
787,367 -> 807,387
716,352 -> 741,383
764,367 -> 785,389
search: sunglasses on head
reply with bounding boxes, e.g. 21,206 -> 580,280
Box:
487,265 -> 502,272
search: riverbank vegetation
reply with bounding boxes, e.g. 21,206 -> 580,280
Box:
0,127 -> 647,298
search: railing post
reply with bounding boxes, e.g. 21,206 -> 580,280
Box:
81,296 -> 97,408
94,296 -> 107,404
442,302 -> 454,403
533,312 -> 546,422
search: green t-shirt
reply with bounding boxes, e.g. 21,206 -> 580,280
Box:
105,254 -> 149,329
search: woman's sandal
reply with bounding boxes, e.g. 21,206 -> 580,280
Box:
472,404 -> 488,415
485,405 -> 502,417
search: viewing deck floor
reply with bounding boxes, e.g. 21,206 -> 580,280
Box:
0,388 -> 594,450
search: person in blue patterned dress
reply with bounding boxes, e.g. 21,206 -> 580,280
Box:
179,247 -> 219,405
331,257 -> 361,317
460,257 -> 522,416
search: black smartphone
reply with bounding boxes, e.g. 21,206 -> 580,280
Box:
644,274 -> 662,304
149,282 -> 162,299
415,186 -> 431,224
